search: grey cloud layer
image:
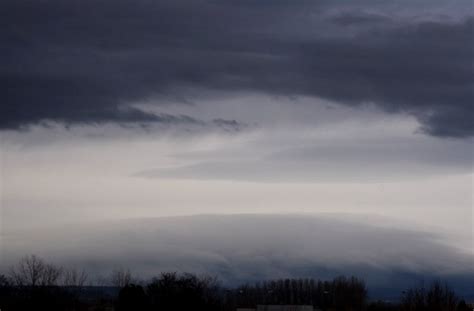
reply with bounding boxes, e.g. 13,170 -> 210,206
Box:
137,136 -> 473,182
2,0 -> 473,136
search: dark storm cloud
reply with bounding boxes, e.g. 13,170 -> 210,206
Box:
327,11 -> 392,26
1,0 -> 472,136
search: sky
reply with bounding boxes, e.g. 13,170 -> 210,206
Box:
0,0 -> 473,295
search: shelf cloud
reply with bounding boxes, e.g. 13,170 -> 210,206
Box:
2,214 -> 473,296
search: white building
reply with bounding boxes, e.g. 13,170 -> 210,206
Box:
237,305 -> 316,311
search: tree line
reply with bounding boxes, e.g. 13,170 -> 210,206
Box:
0,255 -> 471,311
233,276 -> 367,309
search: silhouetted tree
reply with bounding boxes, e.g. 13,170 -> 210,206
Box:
9,254 -> 62,287
110,267 -> 133,288
147,272 -> 222,310
3,255 -> 83,311
62,267 -> 88,288
331,276 -> 367,310
401,280 -> 458,311
234,276 -> 367,310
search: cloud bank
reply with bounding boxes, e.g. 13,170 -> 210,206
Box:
1,214 -> 473,298
1,0 -> 473,136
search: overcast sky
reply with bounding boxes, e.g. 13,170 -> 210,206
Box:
0,0 -> 473,293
